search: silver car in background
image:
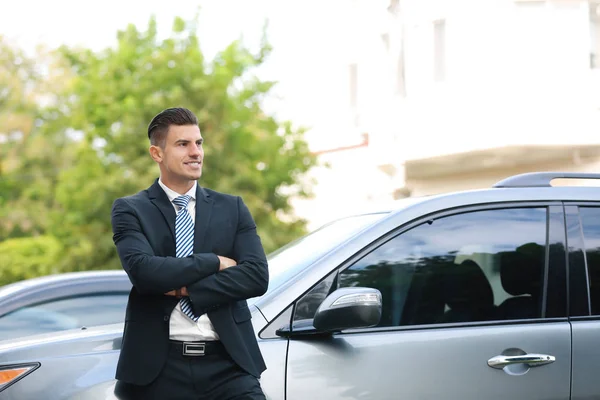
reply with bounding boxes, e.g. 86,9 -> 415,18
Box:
1,172 -> 600,400
0,270 -> 131,341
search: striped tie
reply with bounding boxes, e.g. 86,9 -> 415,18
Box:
173,195 -> 199,321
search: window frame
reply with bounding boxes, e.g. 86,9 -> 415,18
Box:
291,201 -> 567,334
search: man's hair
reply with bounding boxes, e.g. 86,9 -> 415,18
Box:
147,107 -> 199,147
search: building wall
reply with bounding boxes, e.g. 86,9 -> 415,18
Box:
387,0 -> 598,157
408,158 -> 600,197
291,138 -> 399,230
292,0 -> 600,229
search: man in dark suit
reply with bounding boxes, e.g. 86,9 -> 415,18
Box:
111,107 -> 269,399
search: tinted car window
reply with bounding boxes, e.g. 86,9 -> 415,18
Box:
0,294 -> 128,341
294,272 -> 337,321
580,207 -> 600,315
296,207 -> 548,327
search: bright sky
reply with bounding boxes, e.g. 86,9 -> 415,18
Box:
0,0 -> 351,143
1,1 -> 262,57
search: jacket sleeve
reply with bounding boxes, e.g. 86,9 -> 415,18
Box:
111,197 -> 220,294
186,196 -> 269,312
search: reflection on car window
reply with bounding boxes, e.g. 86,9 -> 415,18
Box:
580,207 -> 600,315
327,207 -> 548,327
294,272 -> 336,321
0,294 -> 129,341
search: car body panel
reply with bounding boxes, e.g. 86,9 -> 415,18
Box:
286,322 -> 571,400
255,339 -> 288,400
571,320 -> 600,400
0,324 -> 122,400
0,306 -> 269,400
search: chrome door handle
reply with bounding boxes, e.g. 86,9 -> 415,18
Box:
487,354 -> 555,369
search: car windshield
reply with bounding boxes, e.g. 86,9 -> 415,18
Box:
251,212 -> 388,302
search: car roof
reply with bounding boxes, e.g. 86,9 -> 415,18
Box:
0,270 -> 131,315
0,270 -> 129,297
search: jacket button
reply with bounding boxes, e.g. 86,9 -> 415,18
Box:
164,315 -> 169,322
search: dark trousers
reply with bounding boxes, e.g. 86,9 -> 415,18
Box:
115,341 -> 266,400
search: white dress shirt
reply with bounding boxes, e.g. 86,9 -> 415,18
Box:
158,178 -> 220,341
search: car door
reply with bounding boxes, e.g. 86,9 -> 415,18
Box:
567,204 -> 600,400
285,203 -> 570,400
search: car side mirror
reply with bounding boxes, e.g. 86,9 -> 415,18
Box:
313,287 -> 382,332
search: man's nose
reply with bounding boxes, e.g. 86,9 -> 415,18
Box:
189,145 -> 202,157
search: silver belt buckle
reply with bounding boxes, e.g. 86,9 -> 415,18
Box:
183,342 -> 206,356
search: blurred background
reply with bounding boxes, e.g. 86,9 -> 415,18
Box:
2,0 -> 600,285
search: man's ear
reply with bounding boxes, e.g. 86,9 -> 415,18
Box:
149,145 -> 163,163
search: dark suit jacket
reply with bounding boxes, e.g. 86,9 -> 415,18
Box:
111,179 -> 269,385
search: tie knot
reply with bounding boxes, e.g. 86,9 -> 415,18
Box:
173,195 -> 191,210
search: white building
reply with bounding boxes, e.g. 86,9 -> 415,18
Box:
293,0 -> 600,229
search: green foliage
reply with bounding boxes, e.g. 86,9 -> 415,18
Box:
0,16 -> 317,284
0,236 -> 63,285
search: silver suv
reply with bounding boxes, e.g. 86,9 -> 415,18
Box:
1,172 -> 599,400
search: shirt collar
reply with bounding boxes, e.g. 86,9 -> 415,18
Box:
158,178 -> 197,203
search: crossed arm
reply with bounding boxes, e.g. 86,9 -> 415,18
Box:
111,196 -> 269,311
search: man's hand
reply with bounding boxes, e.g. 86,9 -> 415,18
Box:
164,287 -> 188,298
217,256 -> 237,271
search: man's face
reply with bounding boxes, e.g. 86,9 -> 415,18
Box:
152,124 -> 204,184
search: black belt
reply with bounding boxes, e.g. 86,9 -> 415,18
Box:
169,340 -> 225,357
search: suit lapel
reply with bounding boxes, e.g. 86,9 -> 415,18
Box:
148,179 -> 176,239
194,185 -> 213,252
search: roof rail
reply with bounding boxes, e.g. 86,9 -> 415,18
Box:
493,172 -> 600,188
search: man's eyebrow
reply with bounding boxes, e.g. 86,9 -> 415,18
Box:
174,138 -> 203,144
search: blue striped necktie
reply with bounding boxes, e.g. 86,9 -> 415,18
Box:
173,195 -> 200,321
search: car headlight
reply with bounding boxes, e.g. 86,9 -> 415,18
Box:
0,363 -> 40,392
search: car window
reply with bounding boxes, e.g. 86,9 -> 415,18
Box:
295,207 -> 548,327
580,207 -> 600,315
0,294 -> 129,341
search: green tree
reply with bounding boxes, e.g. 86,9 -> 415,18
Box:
0,35 -> 84,282
0,16 -> 317,283
0,35 -> 41,238
0,236 -> 63,285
